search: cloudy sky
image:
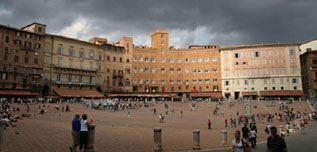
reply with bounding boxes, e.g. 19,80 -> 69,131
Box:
0,0 -> 316,48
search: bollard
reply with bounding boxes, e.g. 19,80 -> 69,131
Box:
221,130 -> 227,147
0,121 -> 6,145
154,128 -> 162,152
193,130 -> 200,150
85,125 -> 96,152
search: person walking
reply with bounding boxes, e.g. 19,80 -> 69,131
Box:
242,124 -> 249,140
231,130 -> 251,152
266,126 -> 287,152
79,114 -> 93,152
225,119 -> 228,127
180,109 -> 183,118
70,114 -> 81,152
208,119 -> 211,129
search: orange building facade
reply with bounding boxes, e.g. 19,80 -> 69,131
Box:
130,31 -> 222,99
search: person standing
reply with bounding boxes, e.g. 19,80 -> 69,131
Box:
250,128 -> 257,148
225,119 -> 228,127
208,119 -> 211,129
266,126 -> 287,152
242,124 -> 249,140
70,114 -> 81,152
180,109 -> 183,118
231,130 -> 251,152
79,114 -> 93,152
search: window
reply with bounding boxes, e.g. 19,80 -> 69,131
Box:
161,48 -> 164,54
177,58 -> 181,63
262,51 -> 266,57
89,62 -> 93,70
151,58 -> 156,62
249,60 -> 254,65
225,70 -> 229,77
170,68 -> 174,73
198,68 -> 202,73
256,68 -> 261,75
235,69 -> 240,76
192,68 -> 197,73
161,80 -> 165,84
244,80 -> 248,85
161,68 -> 165,73
278,59 -> 283,64
69,59 -> 73,68
186,80 -> 189,84
185,68 -> 189,73
145,67 -> 149,73
98,54 -> 103,61
272,87 -> 276,90
270,67 -> 275,75
291,58 -> 296,63
249,51 -> 253,57
57,58 -> 62,66
262,60 -> 267,64
5,36 -> 9,43
36,35 -> 41,40
290,49 -> 296,55
280,78 -> 284,85
235,62 -> 239,65
127,59 -> 130,63
34,58 -> 38,64
204,57 -> 209,62
16,32 -> 21,37
277,50 -> 282,56
198,79 -> 203,84
68,74 -> 73,82
139,67 -> 143,72
205,79 -> 210,83
270,59 -> 274,64
294,86 -> 297,90
224,53 -> 228,59
24,57 -> 29,64
225,81 -> 229,86
242,62 -> 247,65
152,68 -> 156,73
250,68 -> 254,76
89,52 -> 95,59
204,68 -> 210,73
169,58 -> 174,63
292,78 -> 298,84
56,74 -> 62,82
255,60 -> 260,65
98,64 -> 102,70
192,58 -> 196,62
281,87 -> 284,90
279,67 -> 283,74
213,86 -> 218,91
272,78 -> 275,84
26,33 -> 31,39
120,57 -> 123,63
14,56 -> 19,63
235,53 -> 240,58
255,52 -> 260,57
133,56 -> 137,62
264,87 -> 268,90
263,68 -> 267,75
237,80 -> 240,86
24,41 -> 32,49
269,50 -> 274,56
243,69 -> 247,76
185,58 -> 189,63
177,68 -> 181,73
251,80 -> 254,85
44,56 -> 50,64
80,61 -> 84,69
264,79 -> 267,85
291,66 -> 296,74
161,57 -> 165,63
79,51 -> 85,58
242,52 -> 246,58
212,68 -> 218,73
193,79 -> 197,84
213,78 -> 218,83
68,49 -> 74,56
198,58 -> 202,62
170,80 -> 174,84
139,57 -> 143,62
145,57 -> 149,62
113,57 -> 116,62
152,80 -> 155,84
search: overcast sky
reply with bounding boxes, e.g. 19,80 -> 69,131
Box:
0,0 -> 317,48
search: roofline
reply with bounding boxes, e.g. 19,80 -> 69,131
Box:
300,38 -> 317,45
21,22 -> 46,29
219,43 -> 300,50
0,24 -> 44,36
46,34 -> 124,49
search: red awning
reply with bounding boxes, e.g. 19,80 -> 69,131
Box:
260,90 -> 305,97
190,92 -> 223,98
105,93 -> 176,98
54,89 -> 104,98
0,90 -> 40,96
242,91 -> 258,96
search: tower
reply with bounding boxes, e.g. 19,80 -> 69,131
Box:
151,30 -> 168,54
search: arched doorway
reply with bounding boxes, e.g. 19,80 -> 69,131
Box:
97,87 -> 102,93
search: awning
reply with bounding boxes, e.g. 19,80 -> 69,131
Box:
242,91 -> 258,96
54,89 -> 104,98
190,92 -> 223,98
260,90 -> 306,97
105,93 -> 177,98
0,90 -> 40,96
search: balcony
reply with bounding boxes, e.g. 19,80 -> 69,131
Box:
52,64 -> 98,73
53,80 -> 98,87
112,73 -> 124,79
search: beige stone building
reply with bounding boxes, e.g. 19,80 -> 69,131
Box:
220,43 -> 304,99
43,34 -> 104,97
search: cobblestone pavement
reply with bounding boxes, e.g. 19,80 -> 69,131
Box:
0,101 -> 312,152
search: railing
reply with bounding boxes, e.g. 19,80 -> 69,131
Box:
52,64 -> 98,72
52,80 -> 98,86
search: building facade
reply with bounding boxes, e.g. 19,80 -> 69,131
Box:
131,31 -> 222,99
43,34 -> 104,97
300,38 -> 317,54
300,50 -> 317,99
220,43 -> 304,99
0,23 -> 46,96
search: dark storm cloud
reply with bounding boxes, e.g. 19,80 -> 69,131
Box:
0,0 -> 317,47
